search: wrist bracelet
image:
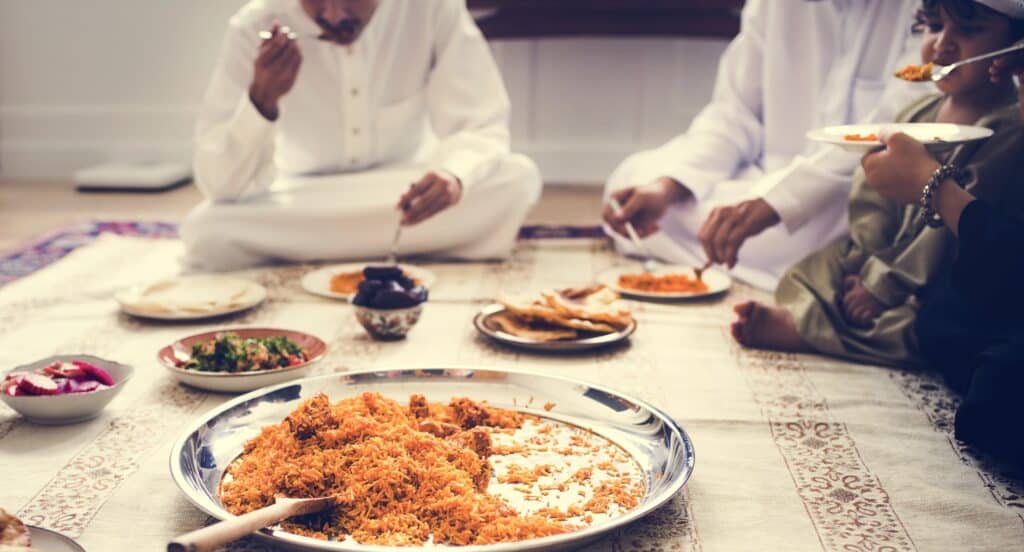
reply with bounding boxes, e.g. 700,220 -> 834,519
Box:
919,163 -> 962,228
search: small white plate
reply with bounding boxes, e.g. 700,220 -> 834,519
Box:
300,263 -> 437,301
597,265 -> 731,300
115,275 -> 266,321
28,525 -> 86,551
807,122 -> 993,153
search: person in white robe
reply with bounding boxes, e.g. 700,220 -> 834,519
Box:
603,0 -> 925,290
182,0 -> 541,271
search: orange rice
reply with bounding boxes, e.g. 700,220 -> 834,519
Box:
219,392 -> 574,545
618,273 -> 709,294
843,133 -> 880,142
894,62 -> 933,82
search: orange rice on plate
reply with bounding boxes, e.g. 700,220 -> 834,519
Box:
219,392 -> 583,545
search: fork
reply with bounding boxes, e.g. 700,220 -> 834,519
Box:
607,197 -> 659,273
930,42 -> 1024,82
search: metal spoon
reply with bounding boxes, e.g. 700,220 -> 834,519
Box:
607,197 -> 658,273
929,42 -> 1024,82
692,260 -> 712,282
168,496 -> 333,552
387,222 -> 402,266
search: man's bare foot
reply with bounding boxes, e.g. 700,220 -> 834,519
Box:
731,301 -> 813,352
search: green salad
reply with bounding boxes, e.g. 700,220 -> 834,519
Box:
181,333 -> 308,373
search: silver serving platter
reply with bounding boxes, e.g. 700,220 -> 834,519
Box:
473,305 -> 637,352
169,368 -> 694,551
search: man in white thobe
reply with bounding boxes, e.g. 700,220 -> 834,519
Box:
182,0 -> 541,271
603,0 -> 924,290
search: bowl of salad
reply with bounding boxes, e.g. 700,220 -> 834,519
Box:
157,328 -> 327,393
1,355 -> 133,424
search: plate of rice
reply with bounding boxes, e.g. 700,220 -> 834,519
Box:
169,368 -> 694,551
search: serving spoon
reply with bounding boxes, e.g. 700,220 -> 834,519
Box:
167,496 -> 334,552
928,42 -> 1024,82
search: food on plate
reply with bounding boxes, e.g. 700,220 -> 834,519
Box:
617,273 -> 710,294
893,62 -> 933,81
351,265 -> 428,309
489,312 -> 579,341
842,133 -> 880,142
494,285 -> 633,342
328,271 -> 364,294
177,333 -> 308,373
0,510 -> 29,548
330,266 -> 423,296
125,276 -> 259,315
219,393 -> 644,545
0,509 -> 30,549
2,360 -> 114,397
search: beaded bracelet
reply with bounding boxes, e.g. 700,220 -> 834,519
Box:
920,163 -> 963,228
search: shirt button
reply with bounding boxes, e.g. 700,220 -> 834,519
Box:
352,128 -> 360,136
351,158 -> 358,165
351,88 -> 359,97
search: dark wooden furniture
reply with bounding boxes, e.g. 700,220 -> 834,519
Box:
467,0 -> 744,39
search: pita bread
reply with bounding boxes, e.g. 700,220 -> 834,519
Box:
122,276 -> 260,315
488,312 -> 579,341
542,286 -> 633,329
498,290 -> 623,335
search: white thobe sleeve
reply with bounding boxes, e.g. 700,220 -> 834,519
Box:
647,0 -> 769,201
192,16 -> 277,202
425,0 -> 511,192
755,13 -> 924,233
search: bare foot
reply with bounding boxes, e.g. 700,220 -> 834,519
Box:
731,301 -> 813,352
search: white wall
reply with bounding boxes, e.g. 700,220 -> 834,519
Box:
0,1 -> 727,183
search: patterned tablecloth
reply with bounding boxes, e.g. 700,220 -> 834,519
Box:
0,230 -> 1021,551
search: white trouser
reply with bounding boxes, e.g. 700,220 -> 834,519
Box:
603,150 -> 849,291
181,154 -> 542,271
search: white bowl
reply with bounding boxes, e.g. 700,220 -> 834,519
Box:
352,302 -> 425,340
157,328 -> 327,394
1,355 -> 134,425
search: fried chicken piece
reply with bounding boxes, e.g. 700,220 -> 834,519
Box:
408,394 -> 430,419
286,393 -> 337,440
450,397 -> 490,429
449,427 -> 493,458
0,508 -> 30,547
418,419 -> 460,438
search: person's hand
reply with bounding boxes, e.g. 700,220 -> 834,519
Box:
602,177 -> 691,238
249,23 -> 303,121
397,170 -> 462,226
861,132 -> 939,205
838,274 -> 885,328
697,198 -> 780,269
988,40 -> 1024,84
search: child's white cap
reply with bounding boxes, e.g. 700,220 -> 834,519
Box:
976,0 -> 1024,18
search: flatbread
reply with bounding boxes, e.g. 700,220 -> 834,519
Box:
488,312 -> 579,341
0,509 -> 29,547
542,286 -> 633,330
498,293 -> 620,334
122,276 -> 260,315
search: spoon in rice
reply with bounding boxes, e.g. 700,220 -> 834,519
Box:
168,496 -> 334,552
